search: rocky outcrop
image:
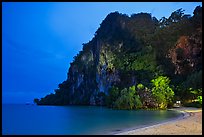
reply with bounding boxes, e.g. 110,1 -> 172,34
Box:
35,6 -> 202,106
168,28 -> 202,75
35,12 -> 165,106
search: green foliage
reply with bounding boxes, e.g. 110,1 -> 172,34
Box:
137,83 -> 144,90
151,76 -> 174,109
188,88 -> 202,106
197,96 -> 202,105
106,86 -> 120,107
184,88 -> 202,108
190,88 -> 202,95
131,51 -> 156,72
184,100 -> 202,108
198,96 -> 202,104
183,70 -> 202,90
113,86 -> 142,110
178,70 -> 202,102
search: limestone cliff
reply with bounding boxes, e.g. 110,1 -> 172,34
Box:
35,6 -> 202,106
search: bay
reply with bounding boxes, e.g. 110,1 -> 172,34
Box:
2,104 -> 182,135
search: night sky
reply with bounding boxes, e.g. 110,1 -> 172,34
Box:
2,2 -> 202,104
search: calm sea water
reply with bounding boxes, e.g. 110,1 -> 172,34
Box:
2,104 -> 182,135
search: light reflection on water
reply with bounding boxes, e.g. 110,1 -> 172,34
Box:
2,104 -> 182,135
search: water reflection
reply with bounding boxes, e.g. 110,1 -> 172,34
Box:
3,104 -> 182,135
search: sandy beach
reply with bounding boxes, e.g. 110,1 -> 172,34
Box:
116,107 -> 202,135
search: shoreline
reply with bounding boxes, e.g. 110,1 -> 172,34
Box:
115,107 -> 202,135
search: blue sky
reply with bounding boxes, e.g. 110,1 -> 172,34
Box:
2,2 -> 202,104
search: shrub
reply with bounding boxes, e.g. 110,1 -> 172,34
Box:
113,86 -> 142,109
151,76 -> 174,109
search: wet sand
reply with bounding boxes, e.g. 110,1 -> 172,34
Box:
116,107 -> 202,135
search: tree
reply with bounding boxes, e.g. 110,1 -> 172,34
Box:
192,6 -> 202,28
151,76 -> 174,109
168,8 -> 185,23
106,86 -> 120,107
113,86 -> 142,110
159,17 -> 169,28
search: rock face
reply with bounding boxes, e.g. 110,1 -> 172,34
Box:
67,38 -> 122,105
37,12 -> 153,106
63,12 -> 159,105
35,7 -> 202,106
168,29 -> 202,75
